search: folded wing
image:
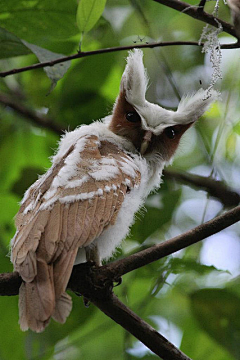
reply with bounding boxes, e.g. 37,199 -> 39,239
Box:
11,133 -> 141,332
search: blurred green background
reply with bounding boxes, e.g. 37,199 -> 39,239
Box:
1,0 -> 240,359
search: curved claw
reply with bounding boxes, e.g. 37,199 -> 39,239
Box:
113,277 -> 122,287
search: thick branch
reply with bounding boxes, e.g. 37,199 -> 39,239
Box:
92,293 -> 191,360
0,272 -> 21,296
1,268 -> 190,359
2,204 -> 240,296
0,40 -> 238,79
164,169 -> 240,207
0,92 -> 63,135
69,264 -> 191,360
154,0 -> 236,37
2,204 -> 240,359
99,204 -> 240,280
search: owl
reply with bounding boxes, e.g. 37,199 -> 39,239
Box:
11,49 -> 217,332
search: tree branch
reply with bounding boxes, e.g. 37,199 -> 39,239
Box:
0,272 -> 21,296
0,39 -> 238,79
197,0 -> 207,13
2,203 -> 240,295
1,269 -> 191,359
0,1 -> 238,79
0,92 -> 63,135
99,203 -> 240,280
1,2 -> 239,358
164,169 -> 240,207
0,42 -> 199,78
91,293 -> 191,360
2,203 -> 240,359
154,0 -> 236,37
69,264 -> 191,360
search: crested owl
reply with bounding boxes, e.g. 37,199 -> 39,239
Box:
11,49 -> 217,332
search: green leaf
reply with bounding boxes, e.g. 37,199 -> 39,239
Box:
166,258 -> 224,276
0,193 -> 19,246
0,296 -> 27,360
57,53 -> 117,127
11,167 -> 43,197
0,128 -> 55,192
227,276 -> 240,298
76,0 -> 107,33
233,121 -> 240,135
225,132 -> 237,161
191,288 -> 240,359
0,27 -> 31,58
181,317 -> 235,360
43,307 -> 123,360
0,0 -> 78,48
22,41 -> 71,90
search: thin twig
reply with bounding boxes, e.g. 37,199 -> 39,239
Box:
197,0 -> 207,13
0,40 -> 238,79
0,42 -> 199,78
154,0 -> 236,36
0,92 -> 63,135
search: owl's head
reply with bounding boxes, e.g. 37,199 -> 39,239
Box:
109,49 -> 218,160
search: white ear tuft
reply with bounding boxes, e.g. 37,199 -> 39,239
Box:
120,49 -> 148,107
174,88 -> 219,124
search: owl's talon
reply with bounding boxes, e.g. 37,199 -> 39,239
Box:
83,297 -> 90,307
113,277 -> 122,287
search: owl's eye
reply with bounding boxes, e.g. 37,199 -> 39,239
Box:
126,112 -> 141,123
164,127 -> 176,139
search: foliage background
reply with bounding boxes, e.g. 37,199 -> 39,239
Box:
1,0 -> 240,359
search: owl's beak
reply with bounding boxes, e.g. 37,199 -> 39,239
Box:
140,130 -> 153,155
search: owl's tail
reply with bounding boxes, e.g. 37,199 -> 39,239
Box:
18,249 -> 77,333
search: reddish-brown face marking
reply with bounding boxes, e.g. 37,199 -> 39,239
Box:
163,123 -> 193,159
145,123 -> 193,160
110,93 -> 194,159
109,91 -> 144,151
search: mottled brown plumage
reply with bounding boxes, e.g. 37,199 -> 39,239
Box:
12,138 -> 140,332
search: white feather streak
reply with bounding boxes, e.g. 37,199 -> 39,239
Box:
64,175 -> 89,189
89,165 -> 120,180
